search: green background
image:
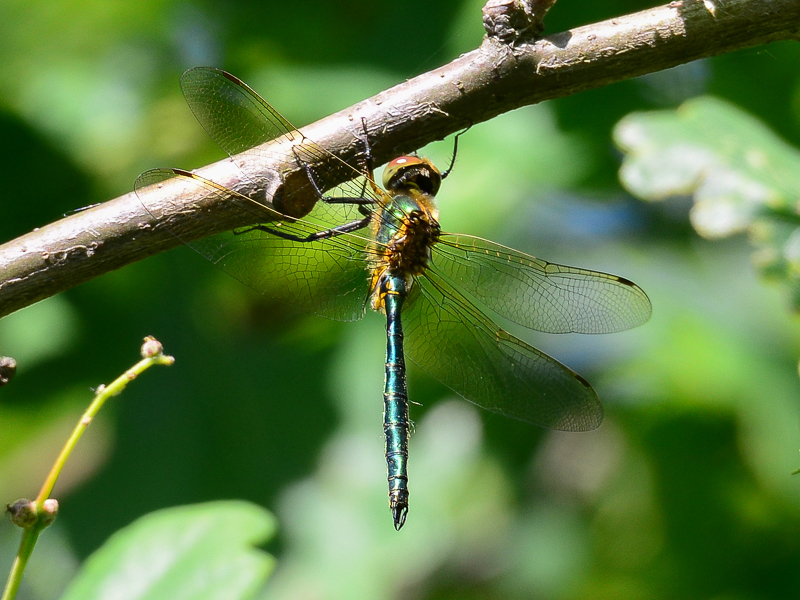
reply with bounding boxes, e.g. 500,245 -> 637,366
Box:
2,0 -> 800,598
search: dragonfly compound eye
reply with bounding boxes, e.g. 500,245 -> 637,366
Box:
382,156 -> 442,196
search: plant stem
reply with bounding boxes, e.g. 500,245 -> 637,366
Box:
2,338 -> 174,600
35,352 -> 173,505
1,530 -> 41,600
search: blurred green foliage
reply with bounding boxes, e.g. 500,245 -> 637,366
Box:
1,0 -> 800,599
615,97 -> 800,311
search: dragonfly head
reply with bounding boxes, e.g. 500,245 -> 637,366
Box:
382,156 -> 442,196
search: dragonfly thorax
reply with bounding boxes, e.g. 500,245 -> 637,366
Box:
369,194 -> 440,312
385,208 -> 440,275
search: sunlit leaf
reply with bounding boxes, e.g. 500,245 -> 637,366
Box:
614,96 -> 800,239
59,502 -> 276,600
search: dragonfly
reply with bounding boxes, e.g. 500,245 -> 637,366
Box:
135,67 -> 652,530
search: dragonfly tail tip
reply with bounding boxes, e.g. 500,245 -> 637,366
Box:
392,506 -> 408,530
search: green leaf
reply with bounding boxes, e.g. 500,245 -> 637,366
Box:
59,501 -> 276,600
614,96 -> 800,239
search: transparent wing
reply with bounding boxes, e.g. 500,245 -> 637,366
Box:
180,66 -> 381,207
432,234 -> 652,334
403,270 -> 603,431
180,66 -> 299,155
135,168 -> 372,322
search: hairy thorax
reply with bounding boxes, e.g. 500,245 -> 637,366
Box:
368,189 -> 440,312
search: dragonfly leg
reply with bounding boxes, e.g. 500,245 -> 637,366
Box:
352,120 -> 373,203
359,117 -> 376,179
235,214 -> 371,243
358,118 -> 386,197
292,146 -> 375,208
321,196 -> 373,206
440,125 -> 472,180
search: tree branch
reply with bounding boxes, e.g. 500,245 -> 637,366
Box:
1,0 -> 798,319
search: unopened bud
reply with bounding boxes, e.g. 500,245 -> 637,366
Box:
141,336 -> 163,358
40,499 -> 59,526
6,499 -> 36,529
